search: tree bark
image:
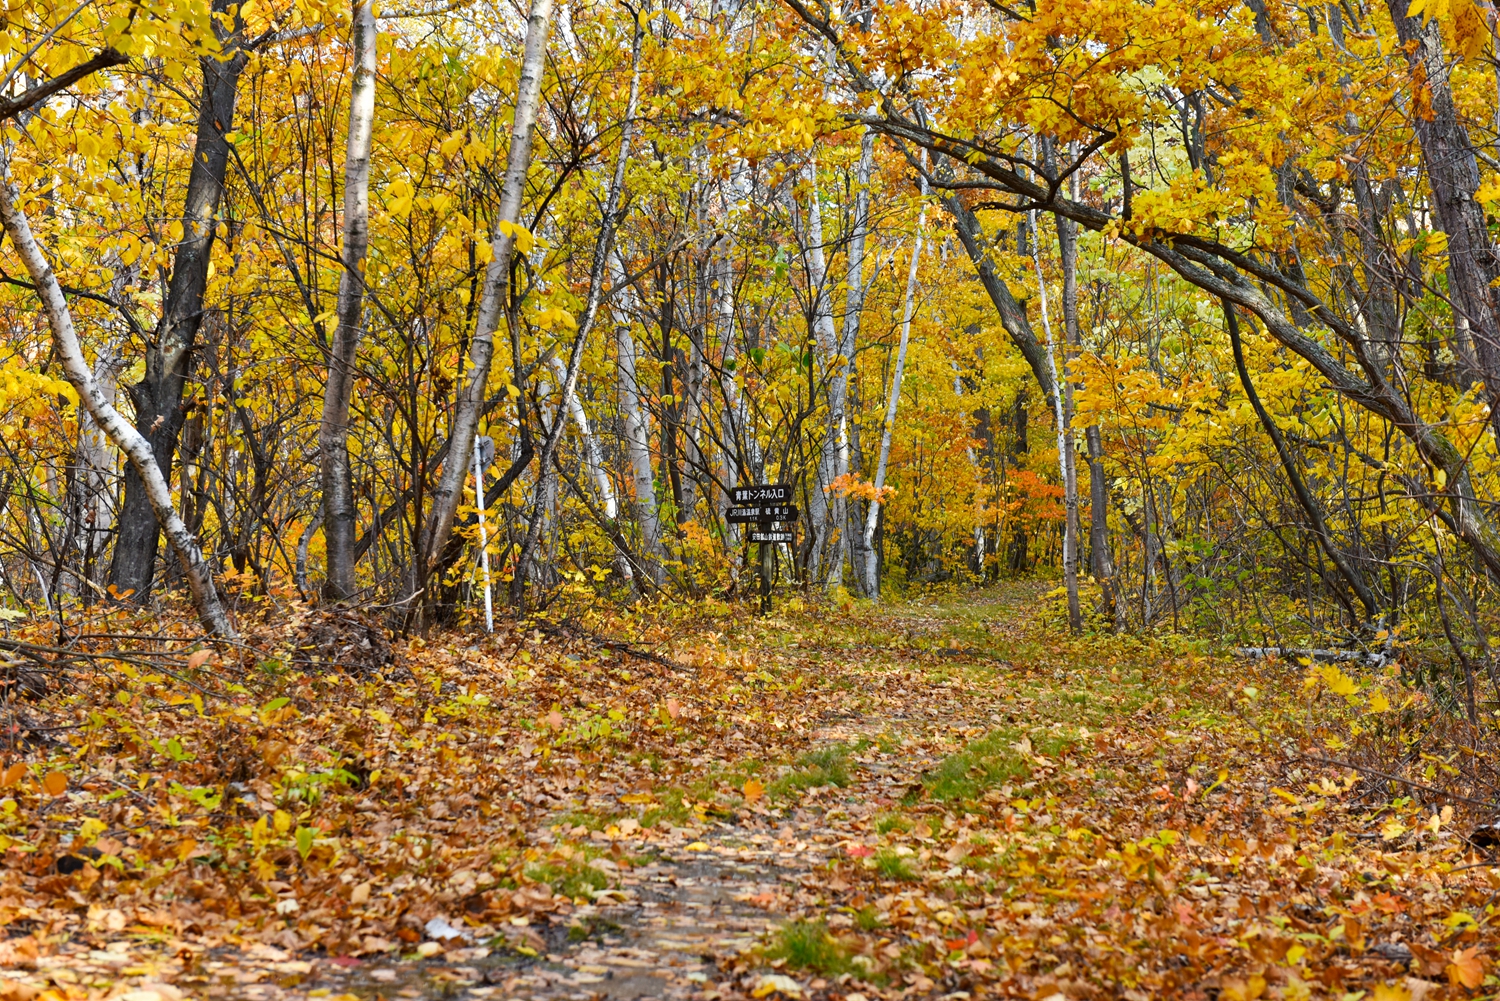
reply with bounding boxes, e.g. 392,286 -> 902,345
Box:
108,5 -> 246,602
862,187 -> 926,599
613,252 -> 666,586
421,0 -> 553,574
833,129 -> 875,591
319,0 -> 378,602
1385,0 -> 1500,441
0,145 -> 234,638
510,18 -> 641,605
1031,206 -> 1081,633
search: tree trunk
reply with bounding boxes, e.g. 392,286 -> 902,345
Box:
510,18 -> 641,605
832,129 -> 875,590
1056,155 -> 1117,627
1385,0 -> 1500,442
796,158 -> 841,584
108,7 -> 246,602
862,190 -> 926,599
421,0 -> 553,575
1030,207 -> 1082,633
613,252 -> 666,586
319,0 -> 378,602
0,145 -> 234,638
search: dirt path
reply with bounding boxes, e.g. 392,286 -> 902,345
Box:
4,586 -> 1495,1001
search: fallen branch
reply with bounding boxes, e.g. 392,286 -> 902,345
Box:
1236,646 -> 1394,669
1296,750 -> 1499,810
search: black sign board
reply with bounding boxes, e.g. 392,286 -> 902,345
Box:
732,484 -> 792,505
748,530 -> 793,544
726,504 -> 798,524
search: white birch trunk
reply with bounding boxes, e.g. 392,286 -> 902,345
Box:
422,0 -> 553,569
838,128 -> 875,593
612,252 -> 665,585
861,188 -> 927,600
510,19 -> 641,602
0,145 -> 235,638
797,158 -> 840,583
549,356 -> 617,520
318,0 -> 377,601
1030,208 -> 1082,632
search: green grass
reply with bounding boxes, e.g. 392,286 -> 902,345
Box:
767,920 -> 850,975
873,848 -> 918,881
919,728 -> 1030,803
852,905 -> 884,931
641,788 -> 691,828
874,812 -> 912,835
524,858 -> 609,899
769,744 -> 852,798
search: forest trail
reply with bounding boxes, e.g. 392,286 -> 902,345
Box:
2,584 -> 1495,1001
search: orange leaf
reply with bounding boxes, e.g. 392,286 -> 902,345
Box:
187,649 -> 213,670
1448,946 -> 1485,989
544,710 -> 564,731
742,778 -> 764,804
0,763 -> 23,787
41,772 -> 67,796
665,698 -> 681,720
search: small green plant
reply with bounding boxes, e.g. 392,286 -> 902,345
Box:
852,905 -> 884,931
874,812 -> 912,835
767,920 -> 850,975
770,744 -> 851,798
641,788 -> 691,828
873,848 -> 918,881
525,858 -> 608,899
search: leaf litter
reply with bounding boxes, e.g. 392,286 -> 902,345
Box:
0,584 -> 1494,1000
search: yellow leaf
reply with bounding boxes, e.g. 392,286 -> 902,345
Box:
1318,664 -> 1359,697
743,778 -> 765,804
439,134 -> 464,158
1371,984 -> 1410,1001
497,219 -> 534,253
685,841 -> 709,851
1368,690 -> 1391,713
619,793 -> 654,805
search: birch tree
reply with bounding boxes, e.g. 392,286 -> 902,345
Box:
318,0 -> 378,601
0,147 -> 235,638
420,0 -> 554,579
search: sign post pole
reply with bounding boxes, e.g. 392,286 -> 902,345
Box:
729,484 -> 795,617
759,535 -> 773,615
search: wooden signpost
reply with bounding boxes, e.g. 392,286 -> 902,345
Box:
728,484 -> 796,613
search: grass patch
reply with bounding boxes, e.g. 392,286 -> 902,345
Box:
641,788 -> 691,828
919,728 -> 1030,803
874,812 -> 911,835
920,727 -> 1074,804
524,858 -> 608,899
852,905 -> 884,931
770,744 -> 852,798
873,848 -> 918,881
767,920 -> 850,975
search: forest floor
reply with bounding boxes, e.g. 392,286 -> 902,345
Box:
0,582 -> 1496,1001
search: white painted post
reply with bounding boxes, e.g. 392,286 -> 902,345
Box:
473,435 -> 494,634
